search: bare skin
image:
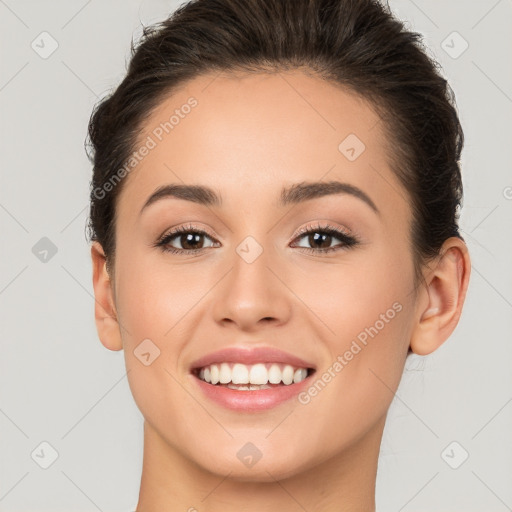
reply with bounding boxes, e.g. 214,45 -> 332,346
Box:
91,70 -> 470,512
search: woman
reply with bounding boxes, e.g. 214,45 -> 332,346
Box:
87,0 -> 471,510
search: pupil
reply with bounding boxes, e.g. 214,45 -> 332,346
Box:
310,232 -> 331,249
182,233 -> 202,250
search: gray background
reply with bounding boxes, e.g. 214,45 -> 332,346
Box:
0,0 -> 511,511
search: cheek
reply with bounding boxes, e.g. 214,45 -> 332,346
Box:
113,253 -> 201,427
292,244 -> 414,405
114,245 -> 200,338
296,281 -> 414,456
293,242 -> 414,345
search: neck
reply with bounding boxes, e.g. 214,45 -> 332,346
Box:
135,417 -> 384,512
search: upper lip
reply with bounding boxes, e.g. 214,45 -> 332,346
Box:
189,346 -> 317,372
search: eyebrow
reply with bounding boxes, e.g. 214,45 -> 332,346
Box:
139,180 -> 379,216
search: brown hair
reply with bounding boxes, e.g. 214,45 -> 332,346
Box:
86,0 -> 464,281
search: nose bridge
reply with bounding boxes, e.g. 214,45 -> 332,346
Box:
212,231 -> 292,329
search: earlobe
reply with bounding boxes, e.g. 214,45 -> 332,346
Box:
91,242 -> 123,352
410,237 -> 471,356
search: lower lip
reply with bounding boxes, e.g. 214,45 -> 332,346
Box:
191,372 -> 314,411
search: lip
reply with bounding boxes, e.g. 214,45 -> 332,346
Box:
192,375 -> 314,411
189,346 -> 317,372
189,346 -> 317,412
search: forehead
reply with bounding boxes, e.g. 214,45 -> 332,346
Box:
117,70 -> 405,219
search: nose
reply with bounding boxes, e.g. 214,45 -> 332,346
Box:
212,242 -> 292,332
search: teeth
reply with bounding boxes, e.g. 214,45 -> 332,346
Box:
282,365 -> 294,385
196,362 -> 309,386
232,363 -> 249,384
227,383 -> 250,390
268,364 -> 282,384
210,364 -> 219,385
249,363 -> 267,385
226,383 -> 272,391
293,368 -> 304,383
219,363 -> 231,384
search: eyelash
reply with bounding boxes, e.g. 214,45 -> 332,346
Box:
153,222 -> 359,256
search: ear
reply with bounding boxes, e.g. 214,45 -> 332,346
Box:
91,241 -> 123,351
410,237 -> 471,355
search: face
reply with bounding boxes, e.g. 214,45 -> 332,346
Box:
108,70 -> 419,481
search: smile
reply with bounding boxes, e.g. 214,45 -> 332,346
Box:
194,362 -> 311,390
189,345 -> 317,410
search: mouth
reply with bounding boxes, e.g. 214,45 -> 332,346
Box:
191,362 -> 316,391
188,346 -> 317,410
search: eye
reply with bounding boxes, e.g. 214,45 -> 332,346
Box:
153,221 -> 359,255
154,223 -> 219,254
290,222 -> 359,254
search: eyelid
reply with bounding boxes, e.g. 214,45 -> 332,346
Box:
154,220 -> 360,254
292,221 -> 354,240
157,221 -> 354,242
155,222 -> 217,244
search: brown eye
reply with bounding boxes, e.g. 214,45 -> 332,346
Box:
173,232 -> 207,250
305,232 -> 334,250
155,224 -> 218,254
291,223 -> 359,254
